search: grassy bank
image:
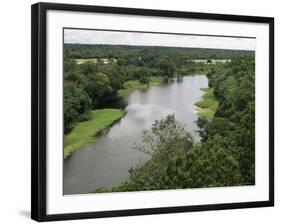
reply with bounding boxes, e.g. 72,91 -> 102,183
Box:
64,109 -> 124,159
118,76 -> 163,97
195,88 -> 219,119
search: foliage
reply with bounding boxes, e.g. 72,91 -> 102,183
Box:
64,81 -> 91,133
94,54 -> 255,192
63,44 -> 253,134
94,115 -> 241,193
85,72 -> 113,105
65,43 -> 253,60
201,56 -> 255,184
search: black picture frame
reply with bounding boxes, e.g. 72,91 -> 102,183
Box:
31,2 -> 274,222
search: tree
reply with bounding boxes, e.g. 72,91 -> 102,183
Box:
64,81 -> 91,133
85,72 -> 113,105
157,56 -> 176,78
175,136 -> 241,188
64,71 -> 86,86
79,61 -> 99,76
99,64 -> 125,93
64,59 -> 77,73
197,117 -> 236,142
136,114 -> 193,161
139,76 -> 149,85
94,115 -> 241,193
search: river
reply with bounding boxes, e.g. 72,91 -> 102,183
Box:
63,75 -> 208,195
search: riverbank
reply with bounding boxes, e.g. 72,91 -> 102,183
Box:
64,109 -> 124,159
118,76 -> 163,97
195,87 -> 219,119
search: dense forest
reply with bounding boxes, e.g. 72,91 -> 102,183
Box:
65,43 -> 253,60
93,54 -> 255,192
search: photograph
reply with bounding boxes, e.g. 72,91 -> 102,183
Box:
31,2 -> 274,221
63,28 -> 256,195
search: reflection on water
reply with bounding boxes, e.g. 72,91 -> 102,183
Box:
64,75 -> 208,194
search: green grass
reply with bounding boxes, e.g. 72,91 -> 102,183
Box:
195,88 -> 219,119
64,109 -> 123,159
118,76 -> 163,97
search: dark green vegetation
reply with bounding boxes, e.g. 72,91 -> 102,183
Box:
195,88 -> 219,119
64,109 -> 123,159
64,44 -> 253,134
65,44 -> 253,60
93,54 -> 255,192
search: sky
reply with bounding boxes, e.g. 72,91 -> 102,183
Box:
64,29 -> 256,51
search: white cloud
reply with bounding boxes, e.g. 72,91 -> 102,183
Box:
64,29 -> 255,51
